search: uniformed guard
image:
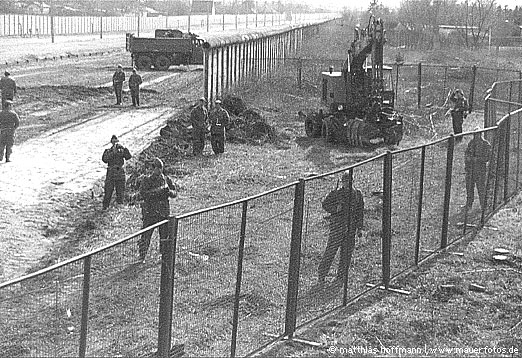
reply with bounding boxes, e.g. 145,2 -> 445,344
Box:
102,135 -> 131,210
190,97 -> 208,156
0,100 -> 20,162
464,129 -> 491,211
128,68 -> 143,107
209,99 -> 230,154
446,88 -> 469,143
112,64 -> 126,105
318,171 -> 364,286
138,157 -> 177,262
0,71 -> 17,110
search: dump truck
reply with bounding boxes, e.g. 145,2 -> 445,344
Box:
125,30 -> 205,70
302,16 -> 403,147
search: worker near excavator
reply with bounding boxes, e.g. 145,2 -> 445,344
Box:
463,129 -> 491,211
128,68 -> 143,107
209,99 -> 230,154
318,171 -> 364,286
102,135 -> 132,210
190,97 -> 208,156
446,88 -> 469,143
138,157 -> 177,262
0,71 -> 16,110
112,64 -> 126,105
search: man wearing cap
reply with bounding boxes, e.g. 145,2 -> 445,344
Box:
318,171 -> 364,286
112,64 -> 126,105
446,88 -> 469,143
464,129 -> 491,211
102,135 -> 132,210
128,68 -> 143,107
0,71 -> 17,110
209,99 -> 230,154
138,157 -> 178,262
190,97 -> 208,156
0,100 -> 20,162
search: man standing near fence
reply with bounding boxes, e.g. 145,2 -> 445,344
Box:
318,171 -> 364,287
190,97 -> 208,156
0,100 -> 20,163
0,71 -> 17,110
112,64 -> 125,105
209,99 -> 230,154
128,68 -> 143,107
102,135 -> 132,210
464,129 -> 491,211
446,88 -> 469,143
138,157 -> 178,262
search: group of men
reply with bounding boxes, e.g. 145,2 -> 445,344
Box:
112,64 -> 143,107
190,97 -> 231,155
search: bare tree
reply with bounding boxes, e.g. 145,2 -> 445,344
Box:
459,0 -> 496,48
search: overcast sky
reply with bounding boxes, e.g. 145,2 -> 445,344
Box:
322,0 -> 520,11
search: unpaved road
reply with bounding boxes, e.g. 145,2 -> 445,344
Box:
0,34 -> 202,281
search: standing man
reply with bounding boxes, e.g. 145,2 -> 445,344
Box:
102,135 -> 132,210
190,97 -> 208,156
0,100 -> 20,163
0,71 -> 17,110
318,171 -> 364,286
128,68 -> 143,107
446,88 -> 469,143
112,64 -> 125,105
138,157 -> 178,262
464,129 -> 492,211
209,99 -> 230,154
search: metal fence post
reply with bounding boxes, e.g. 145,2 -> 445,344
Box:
469,65 -> 477,113
504,116 -> 511,202
157,218 -> 178,358
382,152 -> 392,289
284,179 -> 305,339
342,169 -> 354,305
414,146 -> 426,265
230,201 -> 248,358
204,48 -> 210,102
417,62 -> 422,109
441,135 -> 455,249
78,255 -> 92,358
481,127 -> 499,226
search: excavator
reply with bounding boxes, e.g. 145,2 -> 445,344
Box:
302,16 -> 403,147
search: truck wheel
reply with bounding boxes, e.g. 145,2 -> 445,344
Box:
155,55 -> 171,71
136,55 -> 152,70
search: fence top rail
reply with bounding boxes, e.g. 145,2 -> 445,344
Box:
0,218 -> 169,289
496,107 -> 522,127
176,180 -> 298,219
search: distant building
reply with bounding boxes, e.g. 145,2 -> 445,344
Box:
191,1 -> 215,15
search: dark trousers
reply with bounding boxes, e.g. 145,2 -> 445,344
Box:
114,83 -> 123,104
211,133 -> 225,154
138,216 -> 169,259
465,165 -> 487,208
103,167 -> 125,209
452,114 -> 464,142
130,87 -> 140,106
192,129 -> 205,155
0,130 -> 15,161
318,222 -> 355,282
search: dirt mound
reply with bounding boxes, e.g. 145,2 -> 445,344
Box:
222,95 -> 247,115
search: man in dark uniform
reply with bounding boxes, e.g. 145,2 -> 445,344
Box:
464,129 -> 492,211
318,172 -> 364,286
128,68 -> 143,107
0,71 -> 17,109
447,88 -> 469,143
102,135 -> 132,210
190,97 -> 208,156
138,157 -> 177,262
0,100 -> 20,162
112,64 -> 125,105
209,99 -> 230,154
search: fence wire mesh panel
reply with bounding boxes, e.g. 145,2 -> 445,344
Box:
173,205 -> 243,357
417,141 -> 448,261
235,186 -> 295,356
390,149 -> 422,276
0,260 -> 84,357
86,232 -> 159,356
508,111 -> 522,198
